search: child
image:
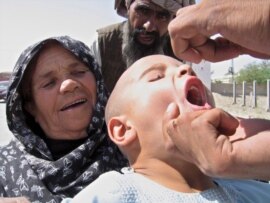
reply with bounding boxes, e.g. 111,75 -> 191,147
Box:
65,55 -> 270,202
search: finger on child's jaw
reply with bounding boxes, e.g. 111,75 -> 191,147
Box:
163,122 -> 180,154
165,102 -> 180,120
163,103 -> 180,152
214,109 -> 239,136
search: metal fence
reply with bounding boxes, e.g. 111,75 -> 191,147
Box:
211,79 -> 270,112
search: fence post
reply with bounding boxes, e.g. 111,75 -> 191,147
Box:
252,80 -> 257,108
267,79 -> 270,112
241,81 -> 246,106
232,81 -> 236,104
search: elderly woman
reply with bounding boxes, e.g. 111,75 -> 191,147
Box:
0,36 -> 127,202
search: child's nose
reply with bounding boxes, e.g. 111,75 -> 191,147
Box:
177,64 -> 194,77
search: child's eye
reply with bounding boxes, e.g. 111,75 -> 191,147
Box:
148,73 -> 164,82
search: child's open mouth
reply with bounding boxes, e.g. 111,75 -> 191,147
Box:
184,76 -> 211,110
187,85 -> 204,106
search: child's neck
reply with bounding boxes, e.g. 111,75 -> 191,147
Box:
131,159 -> 216,193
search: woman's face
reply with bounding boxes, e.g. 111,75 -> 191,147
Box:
26,44 -> 97,140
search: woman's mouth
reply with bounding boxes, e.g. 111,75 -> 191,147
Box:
60,98 -> 87,111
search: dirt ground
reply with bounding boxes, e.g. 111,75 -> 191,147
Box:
213,93 -> 270,119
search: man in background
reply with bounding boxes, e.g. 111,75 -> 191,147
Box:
90,0 -> 195,92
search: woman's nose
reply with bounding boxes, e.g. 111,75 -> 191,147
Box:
60,79 -> 78,94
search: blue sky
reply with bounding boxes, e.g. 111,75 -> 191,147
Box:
0,0 -> 263,79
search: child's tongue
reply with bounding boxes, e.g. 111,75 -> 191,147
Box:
187,86 -> 204,107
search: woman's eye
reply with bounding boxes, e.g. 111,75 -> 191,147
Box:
72,70 -> 86,75
71,70 -> 89,77
43,80 -> 55,88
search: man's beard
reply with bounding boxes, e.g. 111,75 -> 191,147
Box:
122,21 -> 166,68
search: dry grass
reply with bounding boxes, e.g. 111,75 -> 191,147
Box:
213,93 -> 270,119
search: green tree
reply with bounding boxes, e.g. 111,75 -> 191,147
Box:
236,60 -> 270,84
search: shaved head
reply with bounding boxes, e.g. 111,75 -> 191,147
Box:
105,55 -> 215,168
105,67 -> 135,125
106,55 -> 183,124
105,54 -> 215,127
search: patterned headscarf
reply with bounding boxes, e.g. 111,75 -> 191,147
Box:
115,0 -> 195,17
1,36 -> 127,202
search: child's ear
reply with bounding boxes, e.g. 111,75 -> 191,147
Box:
107,116 -> 137,147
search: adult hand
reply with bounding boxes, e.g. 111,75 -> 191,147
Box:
162,103 -> 239,176
0,197 -> 30,203
168,0 -> 270,63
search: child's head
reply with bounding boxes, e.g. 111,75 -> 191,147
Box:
105,55 -> 213,165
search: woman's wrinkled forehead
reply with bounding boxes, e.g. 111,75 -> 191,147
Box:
37,43 -> 82,67
27,41 -> 92,77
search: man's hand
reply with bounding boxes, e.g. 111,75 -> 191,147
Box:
163,103 -> 239,176
168,0 -> 270,63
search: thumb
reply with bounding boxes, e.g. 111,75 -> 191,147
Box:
162,103 -> 180,149
210,108 -> 239,136
163,102 -> 180,122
